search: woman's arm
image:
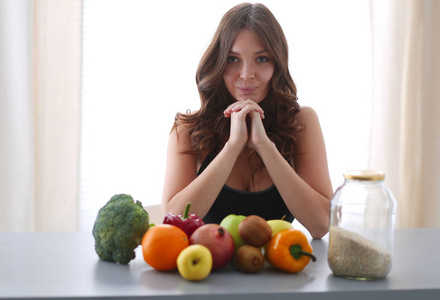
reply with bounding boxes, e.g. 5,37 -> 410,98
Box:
251,106 -> 333,239
161,104 -> 259,217
161,126 -> 236,217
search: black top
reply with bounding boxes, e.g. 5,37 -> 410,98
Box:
198,152 -> 295,224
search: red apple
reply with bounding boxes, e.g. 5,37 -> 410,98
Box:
189,224 -> 235,271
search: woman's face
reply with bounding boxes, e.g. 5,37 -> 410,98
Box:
223,29 -> 275,103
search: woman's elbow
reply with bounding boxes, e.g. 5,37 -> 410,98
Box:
309,215 -> 330,239
310,225 -> 329,239
161,196 -> 174,217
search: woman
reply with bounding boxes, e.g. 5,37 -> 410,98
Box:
161,3 -> 333,238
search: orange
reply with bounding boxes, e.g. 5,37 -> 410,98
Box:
141,224 -> 189,271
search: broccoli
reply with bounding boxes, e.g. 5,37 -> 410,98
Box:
92,194 -> 150,264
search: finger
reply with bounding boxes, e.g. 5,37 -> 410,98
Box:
225,99 -> 257,111
226,107 -> 264,120
234,105 -> 265,120
232,99 -> 254,110
224,108 -> 236,118
239,103 -> 265,119
248,110 -> 265,120
232,101 -> 264,114
224,100 -> 265,119
223,103 -> 239,117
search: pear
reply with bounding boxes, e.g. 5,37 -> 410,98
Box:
267,219 -> 293,237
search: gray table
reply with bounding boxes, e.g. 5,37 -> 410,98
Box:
0,228 -> 439,299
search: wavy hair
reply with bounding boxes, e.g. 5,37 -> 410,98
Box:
173,3 -> 303,172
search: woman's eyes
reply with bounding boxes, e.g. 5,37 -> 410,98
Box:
226,56 -> 271,63
227,56 -> 239,63
256,56 -> 270,63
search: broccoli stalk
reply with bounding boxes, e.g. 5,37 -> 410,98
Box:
92,194 -> 150,264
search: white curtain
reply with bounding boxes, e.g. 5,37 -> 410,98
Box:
0,0 -> 34,231
0,0 -> 82,231
369,0 -> 440,228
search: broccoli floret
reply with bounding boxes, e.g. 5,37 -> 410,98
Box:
92,194 -> 150,264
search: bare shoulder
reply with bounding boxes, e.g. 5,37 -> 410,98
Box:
296,106 -> 320,126
169,120 -> 193,153
295,106 -> 325,154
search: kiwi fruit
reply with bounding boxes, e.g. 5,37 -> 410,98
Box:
238,215 -> 272,247
234,245 -> 265,273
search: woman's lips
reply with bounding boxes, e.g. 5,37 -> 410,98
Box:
237,86 -> 257,94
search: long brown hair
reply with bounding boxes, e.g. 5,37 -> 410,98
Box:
173,3 -> 303,171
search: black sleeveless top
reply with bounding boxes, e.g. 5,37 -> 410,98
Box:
198,152 -> 295,224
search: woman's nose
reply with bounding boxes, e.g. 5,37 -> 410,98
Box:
239,62 -> 255,81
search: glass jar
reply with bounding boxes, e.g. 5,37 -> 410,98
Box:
328,170 -> 397,280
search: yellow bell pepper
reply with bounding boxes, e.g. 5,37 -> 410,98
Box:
265,229 -> 316,273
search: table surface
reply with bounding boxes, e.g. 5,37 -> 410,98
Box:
0,228 -> 439,300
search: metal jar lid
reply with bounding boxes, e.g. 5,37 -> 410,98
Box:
343,170 -> 385,181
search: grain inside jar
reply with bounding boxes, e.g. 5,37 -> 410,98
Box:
328,226 -> 392,280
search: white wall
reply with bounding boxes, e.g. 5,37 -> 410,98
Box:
80,0 -> 372,231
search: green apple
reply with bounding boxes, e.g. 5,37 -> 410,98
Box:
177,244 -> 212,281
267,219 -> 294,237
220,214 -> 246,250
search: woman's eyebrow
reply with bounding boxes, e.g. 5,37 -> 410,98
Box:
255,49 -> 269,55
228,49 -> 269,55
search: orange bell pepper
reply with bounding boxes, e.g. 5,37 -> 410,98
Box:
265,229 -> 316,273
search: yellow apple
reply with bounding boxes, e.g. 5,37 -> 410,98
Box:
177,245 -> 212,281
267,219 -> 293,237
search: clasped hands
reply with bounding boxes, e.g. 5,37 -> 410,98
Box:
223,99 -> 270,151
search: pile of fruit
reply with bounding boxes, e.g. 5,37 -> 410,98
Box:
142,202 -> 316,281
93,195 -> 316,282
